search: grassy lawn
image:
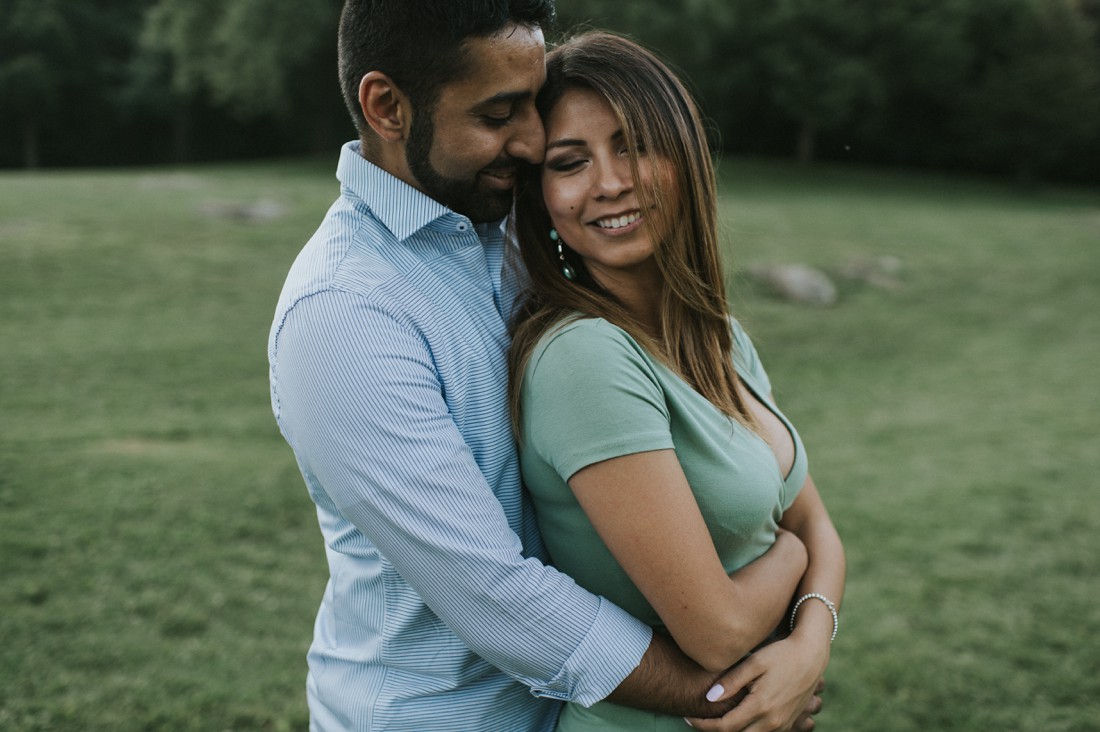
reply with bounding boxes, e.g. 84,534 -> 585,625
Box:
2,156 -> 1098,731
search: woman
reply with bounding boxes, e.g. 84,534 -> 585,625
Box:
508,32 -> 846,731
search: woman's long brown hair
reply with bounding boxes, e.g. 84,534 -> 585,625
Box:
508,31 -> 756,435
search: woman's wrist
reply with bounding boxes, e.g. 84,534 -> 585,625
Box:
787,615 -> 832,685
788,595 -> 838,648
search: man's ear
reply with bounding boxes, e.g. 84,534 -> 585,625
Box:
358,71 -> 410,143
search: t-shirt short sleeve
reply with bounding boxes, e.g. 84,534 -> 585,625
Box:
522,319 -> 674,482
731,318 -> 773,397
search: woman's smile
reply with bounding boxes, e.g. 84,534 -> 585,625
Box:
592,210 -> 644,233
541,86 -> 674,290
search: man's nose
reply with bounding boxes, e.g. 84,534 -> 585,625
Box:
506,106 -> 546,165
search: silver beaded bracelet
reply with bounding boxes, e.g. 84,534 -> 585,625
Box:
789,592 -> 839,643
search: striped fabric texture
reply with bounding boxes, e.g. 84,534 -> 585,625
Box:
268,142 -> 652,731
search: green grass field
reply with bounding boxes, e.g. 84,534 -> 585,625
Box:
2,156 -> 1098,731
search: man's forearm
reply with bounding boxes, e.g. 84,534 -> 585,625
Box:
606,632 -> 740,718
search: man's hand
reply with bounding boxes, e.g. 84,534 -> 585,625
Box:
685,638 -> 828,732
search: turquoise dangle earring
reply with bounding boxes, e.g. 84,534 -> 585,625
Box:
550,229 -> 576,281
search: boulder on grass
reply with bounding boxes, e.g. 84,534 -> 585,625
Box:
746,263 -> 838,307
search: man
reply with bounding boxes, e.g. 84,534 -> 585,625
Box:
269,1 -> 821,729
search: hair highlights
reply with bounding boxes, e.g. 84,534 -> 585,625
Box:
509,31 -> 755,434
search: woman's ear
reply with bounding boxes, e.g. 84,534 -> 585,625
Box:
358,71 -> 410,143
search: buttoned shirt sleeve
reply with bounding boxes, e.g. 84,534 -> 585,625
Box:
270,287 -> 652,706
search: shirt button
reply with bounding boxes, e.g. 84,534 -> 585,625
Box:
456,222 -> 470,233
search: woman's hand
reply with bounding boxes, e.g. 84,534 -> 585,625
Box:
685,634 -> 829,732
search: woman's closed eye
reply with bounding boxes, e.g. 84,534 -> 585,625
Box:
546,155 -> 587,173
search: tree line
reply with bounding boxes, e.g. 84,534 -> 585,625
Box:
2,0 -> 1098,183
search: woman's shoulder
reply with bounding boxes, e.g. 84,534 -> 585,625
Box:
530,315 -> 643,362
525,315 -> 660,390
520,315 -> 672,447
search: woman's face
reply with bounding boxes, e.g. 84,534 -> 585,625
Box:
541,86 -> 673,290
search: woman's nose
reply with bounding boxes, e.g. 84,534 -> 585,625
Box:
594,156 -> 632,199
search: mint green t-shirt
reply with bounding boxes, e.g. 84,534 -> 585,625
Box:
519,317 -> 808,732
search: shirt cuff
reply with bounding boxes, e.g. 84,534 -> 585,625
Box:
528,597 -> 653,707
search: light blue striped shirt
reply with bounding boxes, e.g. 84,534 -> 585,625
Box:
269,142 -> 652,731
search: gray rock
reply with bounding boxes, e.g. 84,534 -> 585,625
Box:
838,255 -> 903,290
746,263 -> 838,307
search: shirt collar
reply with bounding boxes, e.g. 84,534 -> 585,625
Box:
337,140 -> 483,242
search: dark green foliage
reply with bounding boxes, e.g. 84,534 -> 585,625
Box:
0,0 -> 78,167
0,0 -> 1098,182
554,0 -> 1100,182
137,0 -> 340,118
956,0 -> 1100,182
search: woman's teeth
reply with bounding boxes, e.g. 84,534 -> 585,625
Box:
596,212 -> 641,229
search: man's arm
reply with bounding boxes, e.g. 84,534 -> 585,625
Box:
271,290 -> 650,704
610,632 -> 741,717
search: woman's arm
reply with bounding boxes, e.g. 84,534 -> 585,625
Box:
780,475 -> 846,645
688,474 -> 845,731
568,448 -> 807,674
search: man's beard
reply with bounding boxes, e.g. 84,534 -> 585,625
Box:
406,112 -> 515,224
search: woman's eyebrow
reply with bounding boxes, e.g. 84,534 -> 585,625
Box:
547,129 -> 624,150
546,138 -> 585,150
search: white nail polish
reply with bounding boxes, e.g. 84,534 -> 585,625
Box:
706,683 -> 724,702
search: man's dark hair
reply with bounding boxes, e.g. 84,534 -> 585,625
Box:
338,0 -> 555,138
